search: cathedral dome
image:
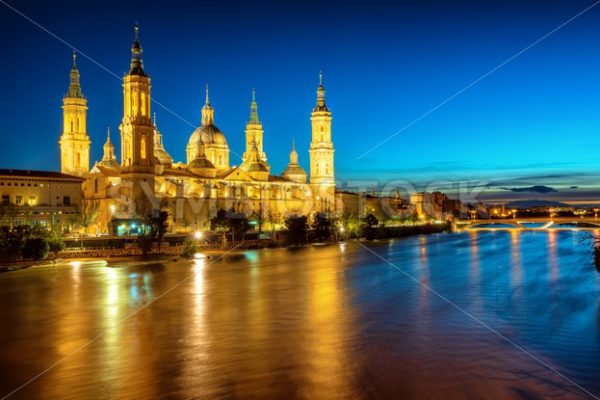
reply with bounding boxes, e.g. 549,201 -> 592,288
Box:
188,124 -> 228,146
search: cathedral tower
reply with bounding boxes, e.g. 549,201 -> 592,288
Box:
119,24 -> 155,206
59,51 -> 90,176
120,24 -> 154,171
309,72 -> 335,212
242,89 -> 269,172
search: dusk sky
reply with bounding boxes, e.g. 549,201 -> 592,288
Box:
1,0 -> 600,202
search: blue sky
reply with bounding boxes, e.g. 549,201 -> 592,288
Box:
1,0 -> 599,202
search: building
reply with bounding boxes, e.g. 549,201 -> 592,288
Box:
60,26 -> 335,235
0,169 -> 84,230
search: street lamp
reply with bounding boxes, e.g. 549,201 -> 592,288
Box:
511,209 -> 517,219
194,230 -> 203,240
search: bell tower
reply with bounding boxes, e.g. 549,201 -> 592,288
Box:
309,71 -> 335,212
119,24 -> 155,209
120,24 -> 154,171
242,89 -> 269,171
59,51 -> 90,176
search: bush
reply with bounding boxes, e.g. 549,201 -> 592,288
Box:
21,237 -> 49,261
181,239 -> 197,258
136,234 -> 153,256
47,235 -> 65,258
360,213 -> 379,240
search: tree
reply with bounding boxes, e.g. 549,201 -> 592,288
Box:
210,208 -> 250,243
80,200 -> 100,232
311,212 -> 332,242
47,230 -> 65,259
361,213 -> 379,240
21,237 -> 49,261
285,214 -> 308,246
150,210 -> 169,252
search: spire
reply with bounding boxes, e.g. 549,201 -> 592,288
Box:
289,138 -> 299,165
248,88 -> 260,124
129,22 -> 146,76
153,112 -> 157,127
102,127 -> 116,161
314,70 -> 328,111
66,51 -> 84,99
201,84 -> 215,125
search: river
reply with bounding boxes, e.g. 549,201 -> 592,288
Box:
0,231 -> 599,399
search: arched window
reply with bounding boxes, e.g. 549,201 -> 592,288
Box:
94,178 -> 98,194
70,120 -> 74,132
140,136 -> 147,160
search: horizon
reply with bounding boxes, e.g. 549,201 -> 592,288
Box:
1,0 -> 600,203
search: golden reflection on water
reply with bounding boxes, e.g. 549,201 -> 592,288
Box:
548,230 -> 559,283
302,251 -> 357,398
510,230 -> 522,289
418,236 -> 430,303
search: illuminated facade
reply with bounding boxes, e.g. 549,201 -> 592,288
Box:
67,26 -> 335,234
59,52 -> 90,177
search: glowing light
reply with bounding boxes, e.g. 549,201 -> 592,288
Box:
193,252 -> 206,259
70,260 -> 82,268
194,231 -> 203,240
110,204 -> 116,213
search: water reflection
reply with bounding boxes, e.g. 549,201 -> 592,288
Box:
0,233 -> 599,399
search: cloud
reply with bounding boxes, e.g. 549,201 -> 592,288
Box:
500,185 -> 558,194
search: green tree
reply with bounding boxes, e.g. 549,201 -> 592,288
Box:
311,212 -> 332,242
361,213 -> 379,240
285,214 -> 308,246
210,209 -> 250,243
47,230 -> 65,259
21,237 -> 49,261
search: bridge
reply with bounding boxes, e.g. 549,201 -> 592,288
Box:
455,217 -> 600,231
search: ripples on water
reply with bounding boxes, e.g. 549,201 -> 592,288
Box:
0,231 -> 599,399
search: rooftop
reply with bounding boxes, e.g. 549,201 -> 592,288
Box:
0,169 -> 85,181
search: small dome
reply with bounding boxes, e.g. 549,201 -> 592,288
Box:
97,159 -> 119,169
243,161 -> 268,172
155,148 -> 172,165
188,156 -> 215,170
283,165 -> 306,176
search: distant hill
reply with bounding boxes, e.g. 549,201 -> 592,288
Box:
505,199 -> 569,209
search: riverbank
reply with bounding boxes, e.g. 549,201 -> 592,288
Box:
0,223 -> 450,270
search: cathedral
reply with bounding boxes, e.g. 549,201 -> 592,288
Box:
58,26 -> 335,235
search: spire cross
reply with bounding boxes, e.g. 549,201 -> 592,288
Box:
153,112 -> 157,126
72,50 -> 77,67
292,137 -> 296,151
134,22 -> 139,40
205,84 -> 210,104
252,88 -> 256,101
319,70 -> 323,85
107,127 -> 111,140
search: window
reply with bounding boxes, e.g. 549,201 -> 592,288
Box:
2,195 -> 9,205
28,196 -> 36,206
140,136 -> 147,159
94,179 -> 98,194
63,196 -> 70,206
15,196 -> 22,205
